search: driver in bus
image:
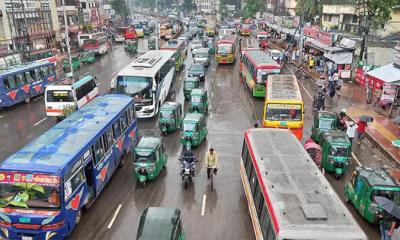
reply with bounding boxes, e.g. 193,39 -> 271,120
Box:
48,189 -> 61,207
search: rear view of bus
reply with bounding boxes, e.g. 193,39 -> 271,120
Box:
45,75 -> 98,118
263,74 -> 304,139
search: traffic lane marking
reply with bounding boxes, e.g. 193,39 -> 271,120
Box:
107,204 -> 122,229
201,194 -> 207,216
351,152 -> 362,166
0,115 -> 3,119
33,117 -> 47,127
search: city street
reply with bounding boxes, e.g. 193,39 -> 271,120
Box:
0,35 -> 396,239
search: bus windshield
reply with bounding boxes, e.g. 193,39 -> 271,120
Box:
46,90 -> 74,102
266,104 -> 302,121
217,44 -> 233,54
0,183 -> 61,209
116,76 -> 153,101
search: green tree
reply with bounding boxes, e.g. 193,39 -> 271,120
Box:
182,0 -> 197,12
243,0 -> 265,19
111,0 -> 130,20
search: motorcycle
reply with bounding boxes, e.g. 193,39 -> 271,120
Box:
180,158 -> 196,189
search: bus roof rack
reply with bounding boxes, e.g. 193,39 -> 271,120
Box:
132,53 -> 162,68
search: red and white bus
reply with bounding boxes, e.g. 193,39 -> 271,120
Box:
83,35 -> 109,55
240,128 -> 368,240
255,31 -> 269,48
239,24 -> 251,36
216,35 -> 238,64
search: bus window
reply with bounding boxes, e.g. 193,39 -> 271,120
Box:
64,169 -> 85,201
41,66 -> 49,77
25,71 -> 33,83
4,75 -> 17,90
103,128 -> 114,152
48,64 -> 55,75
16,72 -> 27,86
32,68 -> 40,81
120,111 -> 128,132
113,121 -> 121,140
128,104 -> 135,123
92,138 -> 105,165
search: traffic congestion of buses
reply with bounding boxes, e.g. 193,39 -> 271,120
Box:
0,7 -> 397,240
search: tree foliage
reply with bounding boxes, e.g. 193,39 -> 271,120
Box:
243,0 -> 265,18
182,0 -> 197,12
111,0 -> 130,19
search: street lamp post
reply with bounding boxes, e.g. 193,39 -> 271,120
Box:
155,0 -> 159,50
62,0 -> 74,75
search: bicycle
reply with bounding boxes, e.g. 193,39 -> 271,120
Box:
207,165 -> 217,191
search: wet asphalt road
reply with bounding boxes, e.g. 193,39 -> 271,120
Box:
0,34 -> 394,239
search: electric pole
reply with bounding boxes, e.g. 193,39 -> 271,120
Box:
62,0 -> 74,75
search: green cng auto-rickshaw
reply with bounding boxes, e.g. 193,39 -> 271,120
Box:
189,88 -> 209,114
180,113 -> 208,148
137,207 -> 186,240
159,102 -> 183,135
81,50 -> 95,64
320,131 -> 351,179
183,77 -> 200,101
344,167 -> 400,224
148,38 -> 156,50
133,137 -> 167,187
63,55 -> 81,71
125,39 -> 138,53
311,111 -> 338,143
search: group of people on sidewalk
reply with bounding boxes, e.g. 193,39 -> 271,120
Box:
337,109 -> 368,147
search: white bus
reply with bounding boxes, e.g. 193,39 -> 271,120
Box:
45,75 -> 98,119
115,50 -> 176,118
77,32 -> 105,48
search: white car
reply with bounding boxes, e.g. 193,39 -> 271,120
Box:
191,40 -> 203,55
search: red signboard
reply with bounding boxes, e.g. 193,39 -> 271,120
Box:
317,31 -> 333,46
0,172 -> 60,186
303,27 -> 318,39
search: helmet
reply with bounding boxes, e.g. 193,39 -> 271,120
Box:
341,108 -> 347,113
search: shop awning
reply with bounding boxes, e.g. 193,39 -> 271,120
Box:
324,52 -> 353,64
305,38 -> 349,53
367,64 -> 400,85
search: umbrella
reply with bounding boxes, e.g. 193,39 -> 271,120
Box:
393,116 -> 400,124
359,115 -> 374,123
393,139 -> 400,148
375,196 -> 400,219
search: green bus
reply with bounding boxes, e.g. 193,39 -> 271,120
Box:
160,39 -> 187,72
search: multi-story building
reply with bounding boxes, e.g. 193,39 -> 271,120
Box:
322,4 -> 400,37
196,0 -> 218,14
0,0 -> 60,53
265,0 -> 295,16
56,0 -> 79,27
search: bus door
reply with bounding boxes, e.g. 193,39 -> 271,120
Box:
84,156 -> 96,201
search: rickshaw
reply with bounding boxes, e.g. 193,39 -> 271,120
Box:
159,102 -> 183,135
148,37 -> 156,50
344,167 -> 400,224
304,139 -> 322,169
133,137 -> 168,187
189,88 -> 209,114
137,207 -> 186,240
311,111 -> 338,143
319,131 -> 351,179
183,77 -> 200,101
180,113 -> 208,148
62,55 -> 81,72
124,39 -> 138,53
81,50 -> 95,64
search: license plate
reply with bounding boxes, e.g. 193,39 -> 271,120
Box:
279,121 -> 287,126
22,237 -> 33,240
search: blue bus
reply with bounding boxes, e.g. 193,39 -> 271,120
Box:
0,94 -> 138,240
0,61 -> 56,108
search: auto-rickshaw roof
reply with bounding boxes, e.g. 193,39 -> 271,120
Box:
136,137 -> 161,151
190,88 -> 207,95
184,76 -> 200,83
322,131 -> 350,145
356,166 -> 399,188
137,207 -> 181,239
160,101 -> 181,111
317,111 -> 337,119
184,113 -> 203,122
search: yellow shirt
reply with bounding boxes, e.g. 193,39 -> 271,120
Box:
206,151 -> 219,168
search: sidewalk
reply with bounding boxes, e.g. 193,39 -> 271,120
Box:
268,40 -> 400,165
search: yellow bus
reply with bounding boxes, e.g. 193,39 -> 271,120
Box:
262,74 -> 304,139
216,35 -> 237,64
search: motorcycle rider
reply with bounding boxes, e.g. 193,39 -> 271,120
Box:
181,145 -> 196,176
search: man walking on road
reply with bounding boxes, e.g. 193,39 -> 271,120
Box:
356,120 -> 367,145
345,121 -> 358,147
379,211 -> 397,240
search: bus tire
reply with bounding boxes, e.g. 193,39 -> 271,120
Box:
24,95 -> 31,103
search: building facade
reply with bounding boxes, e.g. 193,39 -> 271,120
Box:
196,0 -> 218,14
0,0 -> 60,53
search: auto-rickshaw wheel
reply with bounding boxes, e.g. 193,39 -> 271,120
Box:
141,181 -> 146,188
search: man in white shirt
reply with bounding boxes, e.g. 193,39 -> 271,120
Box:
345,121 -> 358,147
